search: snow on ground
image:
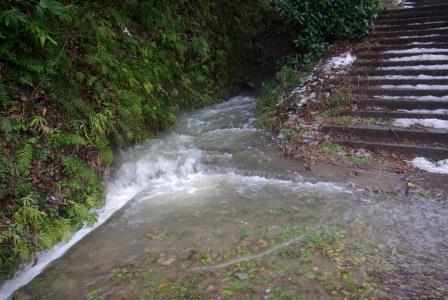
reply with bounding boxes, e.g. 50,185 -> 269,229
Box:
380,84 -> 448,90
290,51 -> 356,109
411,157 -> 448,174
323,51 -> 356,72
386,54 -> 448,62
384,48 -> 448,54
394,118 -> 448,129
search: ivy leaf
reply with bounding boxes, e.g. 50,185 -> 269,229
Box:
0,8 -> 28,27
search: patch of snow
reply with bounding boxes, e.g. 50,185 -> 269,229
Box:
406,21 -> 446,26
398,34 -> 440,39
378,65 -> 448,70
380,84 -> 448,90
369,75 -> 448,80
393,118 -> 448,129
374,95 -> 448,101
398,109 -> 448,114
323,51 -> 356,72
123,27 -> 132,36
386,54 -> 448,62
411,157 -> 448,174
289,51 -> 356,109
384,48 -> 448,54
409,42 -> 436,45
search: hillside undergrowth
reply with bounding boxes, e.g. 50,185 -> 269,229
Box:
0,0 -> 287,279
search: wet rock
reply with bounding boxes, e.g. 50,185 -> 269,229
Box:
158,257 -> 176,266
257,239 -> 268,248
12,291 -> 32,300
205,285 -> 217,292
234,272 -> 249,280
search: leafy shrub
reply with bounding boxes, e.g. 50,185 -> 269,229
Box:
273,0 -> 379,65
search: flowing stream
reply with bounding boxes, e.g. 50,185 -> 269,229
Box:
2,95 -> 448,299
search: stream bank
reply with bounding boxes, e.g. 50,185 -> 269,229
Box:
7,95 -> 448,300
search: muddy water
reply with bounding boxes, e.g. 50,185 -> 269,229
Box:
7,96 -> 448,299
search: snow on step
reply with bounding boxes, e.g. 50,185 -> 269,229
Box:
380,84 -> 448,90
394,118 -> 448,129
406,21 -> 448,26
386,54 -> 448,61
374,95 -> 448,101
411,157 -> 448,174
369,75 -> 448,79
398,109 -> 448,114
378,64 -> 448,70
397,34 -> 441,39
384,48 -> 448,54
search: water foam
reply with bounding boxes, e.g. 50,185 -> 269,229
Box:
0,135 -> 202,300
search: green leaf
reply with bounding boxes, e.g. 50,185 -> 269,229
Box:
16,141 -> 35,176
0,83 -> 10,108
28,20 -> 57,47
37,0 -> 66,18
0,8 -> 27,27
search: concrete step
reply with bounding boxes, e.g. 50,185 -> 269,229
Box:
341,110 -> 448,120
356,60 -> 448,68
334,140 -> 448,159
405,0 -> 448,7
371,28 -> 448,38
376,15 -> 448,26
355,89 -> 448,97
357,51 -> 448,60
378,6 -> 448,19
357,43 -> 448,53
354,69 -> 448,77
357,99 -> 448,110
321,124 -> 448,144
367,35 -> 448,45
350,78 -> 448,86
374,20 -> 448,31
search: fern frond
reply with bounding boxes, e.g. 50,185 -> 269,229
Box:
0,148 -> 9,180
16,141 -> 34,176
95,137 -> 114,166
0,82 -> 9,108
61,156 -> 97,185
48,133 -> 87,148
38,218 -> 72,249
13,195 -> 44,229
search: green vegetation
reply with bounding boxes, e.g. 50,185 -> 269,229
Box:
0,0 -> 285,279
86,226 -> 389,299
328,91 -> 352,116
322,140 -> 371,165
257,65 -> 309,129
273,0 -> 379,66
257,0 -> 379,123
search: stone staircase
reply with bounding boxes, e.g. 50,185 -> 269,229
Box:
322,0 -> 448,159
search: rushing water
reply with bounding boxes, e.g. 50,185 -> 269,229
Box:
2,95 -> 448,299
